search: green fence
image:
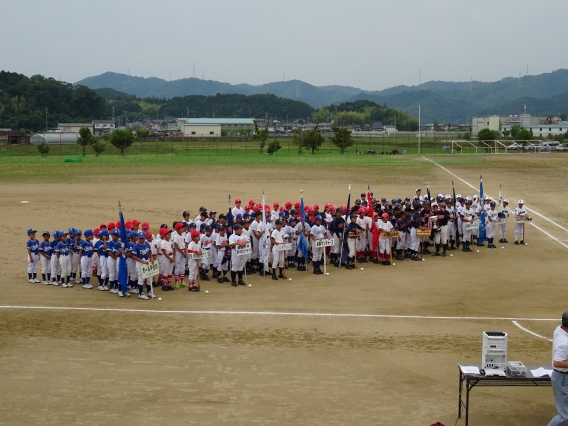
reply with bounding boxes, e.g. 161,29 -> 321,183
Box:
0,138 -> 487,166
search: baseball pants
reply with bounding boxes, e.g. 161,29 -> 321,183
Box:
448,222 -> 456,241
499,222 -> 508,240
70,252 -> 79,276
515,223 -> 524,239
27,253 -> 39,274
135,262 -> 152,288
231,252 -> 245,272
462,224 -> 472,242
271,246 -> 285,268
486,222 -> 495,239
332,235 -> 342,254
107,257 -> 117,281
92,252 -> 99,275
59,255 -> 71,278
40,256 -> 51,276
252,237 -> 260,260
99,256 -> 109,279
378,237 -> 391,254
81,256 -> 92,278
50,254 -> 61,278
347,239 -> 356,257
187,259 -> 198,284
433,225 -> 448,245
174,252 -> 186,276
158,256 -> 174,276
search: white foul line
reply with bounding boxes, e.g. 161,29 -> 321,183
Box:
422,156 -> 568,249
512,320 -> 553,342
0,305 -> 558,322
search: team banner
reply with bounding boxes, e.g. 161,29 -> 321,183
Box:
278,243 -> 292,251
315,238 -> 334,248
236,243 -> 252,256
141,261 -> 160,279
188,251 -> 211,260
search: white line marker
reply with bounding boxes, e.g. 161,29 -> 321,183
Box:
512,320 -> 552,342
422,156 -> 568,249
0,305 -> 558,322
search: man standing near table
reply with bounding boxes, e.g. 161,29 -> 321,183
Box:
547,311 -> 568,426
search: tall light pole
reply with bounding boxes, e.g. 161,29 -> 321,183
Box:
45,108 -> 48,133
418,105 -> 421,155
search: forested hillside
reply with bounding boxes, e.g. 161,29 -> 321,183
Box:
0,71 -> 106,131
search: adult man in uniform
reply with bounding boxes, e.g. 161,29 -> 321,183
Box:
547,311 -> 568,426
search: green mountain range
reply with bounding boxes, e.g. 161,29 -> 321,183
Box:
76,70 -> 568,123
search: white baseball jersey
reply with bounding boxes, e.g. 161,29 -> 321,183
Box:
311,224 -> 326,240
271,229 -> 287,244
160,239 -> 173,256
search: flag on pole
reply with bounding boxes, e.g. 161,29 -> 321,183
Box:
426,180 -> 431,202
340,185 -> 351,263
118,201 -> 128,295
297,191 -> 309,259
367,185 -> 372,205
227,194 -> 233,236
478,175 -> 486,246
497,183 -> 503,212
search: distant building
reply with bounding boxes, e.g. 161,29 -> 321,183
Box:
57,123 -> 92,133
370,121 -> 384,131
501,123 -> 568,138
471,116 -> 500,136
177,118 -> 254,137
0,129 -> 30,145
93,120 -> 116,136
31,133 -> 79,145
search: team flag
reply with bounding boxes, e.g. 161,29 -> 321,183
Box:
497,183 -> 503,212
367,185 -> 372,205
340,185 -> 351,264
227,194 -> 233,236
478,175 -> 486,246
297,192 -> 309,260
117,201 -> 128,295
426,180 -> 431,202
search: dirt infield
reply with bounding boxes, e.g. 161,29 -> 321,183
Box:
1,154 -> 567,425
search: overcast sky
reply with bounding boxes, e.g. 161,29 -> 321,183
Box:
2,0 -> 567,90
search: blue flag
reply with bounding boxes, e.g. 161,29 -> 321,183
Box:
118,206 -> 128,295
478,175 -> 486,246
298,194 -> 309,259
227,195 -> 234,237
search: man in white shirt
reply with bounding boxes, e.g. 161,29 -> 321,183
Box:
547,311 -> 568,426
232,199 -> 245,218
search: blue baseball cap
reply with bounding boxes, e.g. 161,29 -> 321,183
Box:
138,232 -> 146,239
315,215 -> 323,221
243,212 -> 250,218
42,230 -> 51,236
111,229 -> 120,236
84,230 -> 94,237
236,214 -> 243,219
27,228 -> 37,235
233,224 -> 242,230
76,229 -> 82,235
68,228 -> 76,234
99,230 -> 109,237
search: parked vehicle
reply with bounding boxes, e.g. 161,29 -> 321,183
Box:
506,142 -> 523,151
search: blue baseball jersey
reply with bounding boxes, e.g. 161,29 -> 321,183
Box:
27,239 -> 40,254
125,241 -> 134,256
39,241 -> 53,256
132,242 -> 151,260
70,238 -> 82,254
55,241 -> 70,256
80,240 -> 94,257
95,240 -> 108,257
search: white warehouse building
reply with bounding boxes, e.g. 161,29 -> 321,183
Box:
177,118 -> 254,137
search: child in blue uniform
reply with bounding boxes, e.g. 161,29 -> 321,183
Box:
38,231 -> 52,284
26,228 -> 40,283
79,230 -> 95,289
56,232 -> 73,288
95,230 -> 110,290
49,231 -> 62,285
131,232 -> 154,300
107,229 -> 121,293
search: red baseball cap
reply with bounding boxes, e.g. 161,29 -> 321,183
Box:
279,206 -> 285,211
248,199 -> 255,206
273,202 -> 279,207
244,205 -> 251,211
115,221 -> 120,228
313,204 -> 319,209
125,221 -> 132,229
235,199 -> 241,204
190,231 -> 200,239
99,223 -> 107,229
145,231 -> 152,238
285,201 -> 292,208
107,222 -> 116,229
94,228 -> 100,235
131,220 -> 140,226
294,202 -> 301,209
142,222 -> 149,229
174,222 -> 184,230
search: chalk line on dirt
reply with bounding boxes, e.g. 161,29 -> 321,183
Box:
0,305 -> 558,321
512,320 -> 553,342
422,156 -> 568,249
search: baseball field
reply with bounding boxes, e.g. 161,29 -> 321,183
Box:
1,152 -> 567,425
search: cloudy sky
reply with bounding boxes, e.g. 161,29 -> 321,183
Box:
2,0 -> 567,90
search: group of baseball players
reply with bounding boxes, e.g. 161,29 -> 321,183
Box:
25,189 -> 531,299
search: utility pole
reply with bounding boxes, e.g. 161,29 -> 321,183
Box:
418,105 -> 421,154
45,108 -> 48,133
112,106 -> 115,120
